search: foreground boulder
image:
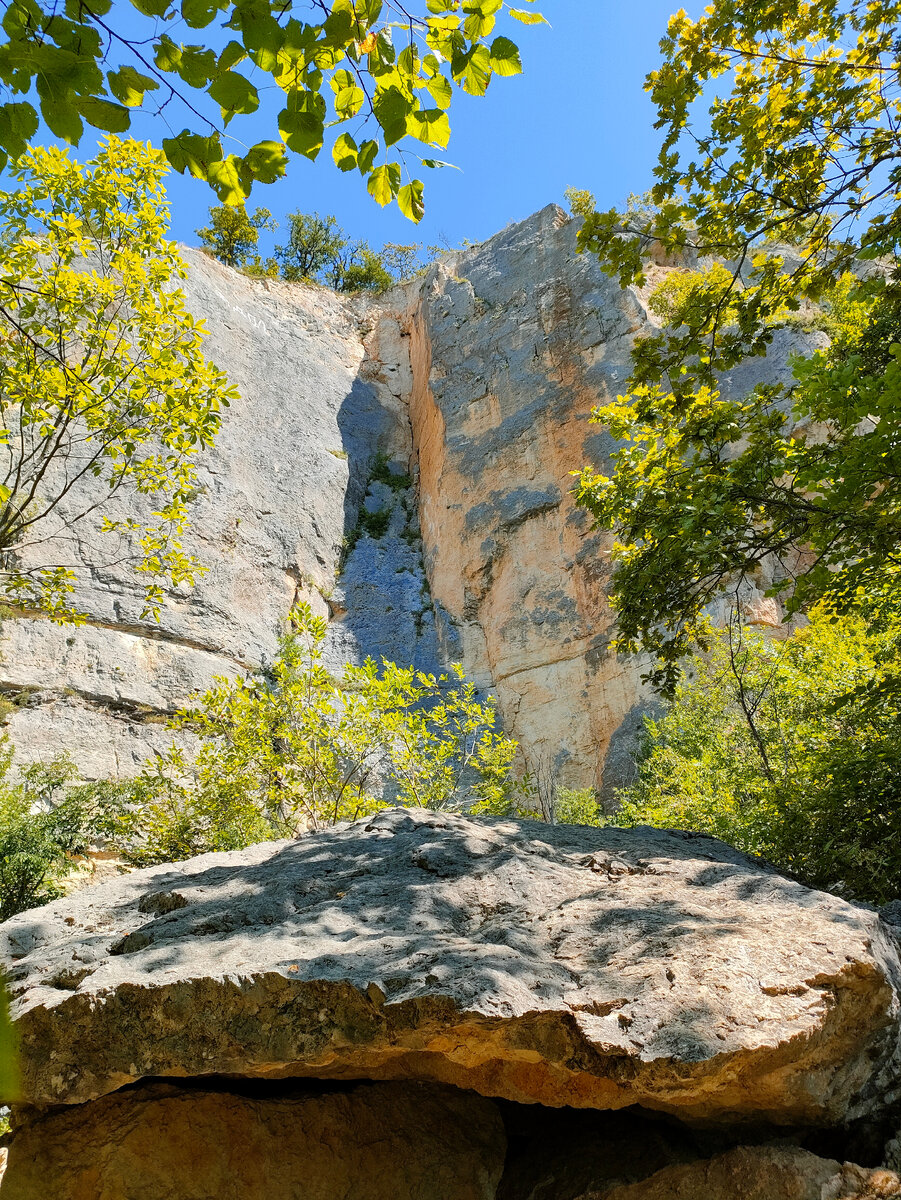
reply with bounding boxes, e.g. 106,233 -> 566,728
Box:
599,1147 -> 901,1200
0,1079 -> 505,1200
3,809 -> 901,1124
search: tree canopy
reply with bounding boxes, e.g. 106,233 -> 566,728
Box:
0,137 -> 234,618
617,604 -> 901,905
0,0 -> 544,218
195,202 -> 276,267
574,0 -> 901,691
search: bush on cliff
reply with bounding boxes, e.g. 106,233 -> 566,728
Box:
120,603 -> 520,865
0,744 -> 129,921
616,605 -> 901,905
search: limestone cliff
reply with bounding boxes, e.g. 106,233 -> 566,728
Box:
0,205 -> 809,790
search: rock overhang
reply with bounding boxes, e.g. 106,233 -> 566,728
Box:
2,807 -> 900,1127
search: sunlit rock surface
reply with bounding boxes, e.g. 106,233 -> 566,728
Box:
4,808 -> 900,1125
0,212 -> 823,789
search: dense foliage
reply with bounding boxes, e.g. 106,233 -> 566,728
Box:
0,0 -> 543,216
617,605 -> 901,904
0,607 -> 520,908
0,980 -> 15,1104
0,742 -> 128,921
199,203 -> 428,290
0,137 -> 235,619
574,0 -> 901,690
195,202 -> 276,268
128,604 -> 519,862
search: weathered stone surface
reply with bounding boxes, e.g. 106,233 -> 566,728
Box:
0,209 -> 822,790
1,251 -> 414,778
598,1146 -> 901,1200
496,1104 -> 701,1199
4,809 -> 900,1124
0,1079 -> 506,1200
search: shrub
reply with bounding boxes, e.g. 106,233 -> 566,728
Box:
616,605 -> 901,904
0,743 -> 130,921
124,603 -> 521,862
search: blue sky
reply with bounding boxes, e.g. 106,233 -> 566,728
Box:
36,0 -> 692,254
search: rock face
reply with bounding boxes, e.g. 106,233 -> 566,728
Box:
4,808 -> 901,1125
0,1079 -> 507,1200
599,1147 -> 901,1200
0,208 -> 817,791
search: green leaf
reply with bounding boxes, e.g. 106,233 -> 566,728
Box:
398,178 -> 424,222
489,36 -> 522,77
367,161 -> 400,206
177,45 -> 217,88
129,0 -> 172,16
181,0 -> 223,28
452,44 -> 491,95
334,85 -> 365,118
78,96 -> 131,132
39,95 -> 83,144
0,102 -> 38,161
107,66 -> 160,107
208,71 -> 259,124
332,131 -> 358,172
509,8 -> 548,24
426,72 -> 452,110
162,130 -> 223,179
242,140 -> 287,183
373,85 -> 412,146
218,40 -> 247,71
356,138 -> 378,175
278,92 -> 325,159
463,5 -> 497,39
207,154 -> 249,204
154,34 -> 182,72
406,106 -> 450,149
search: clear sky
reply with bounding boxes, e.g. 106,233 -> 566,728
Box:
32,0 -> 695,255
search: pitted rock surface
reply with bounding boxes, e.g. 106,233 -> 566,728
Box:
3,808 -> 901,1123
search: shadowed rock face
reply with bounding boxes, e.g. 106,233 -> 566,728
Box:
4,809 -> 900,1125
0,1080 -> 507,1200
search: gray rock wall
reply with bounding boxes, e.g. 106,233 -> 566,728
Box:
0,209 -> 808,789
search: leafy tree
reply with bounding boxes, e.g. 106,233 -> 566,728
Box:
380,241 -> 426,280
0,137 -> 235,619
274,210 -> 402,291
0,741 -> 130,921
616,605 -> 901,904
276,211 -> 348,282
123,602 -> 520,863
575,0 -> 901,690
196,202 -> 276,268
563,186 -> 595,218
339,245 -> 394,292
0,0 -> 543,217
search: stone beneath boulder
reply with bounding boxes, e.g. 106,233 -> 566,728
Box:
4,809 -> 901,1124
597,1146 -> 901,1200
0,1080 -> 506,1200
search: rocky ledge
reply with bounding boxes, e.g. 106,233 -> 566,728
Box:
3,809 -> 901,1198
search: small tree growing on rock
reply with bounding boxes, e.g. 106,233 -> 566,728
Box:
196,203 -> 277,269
